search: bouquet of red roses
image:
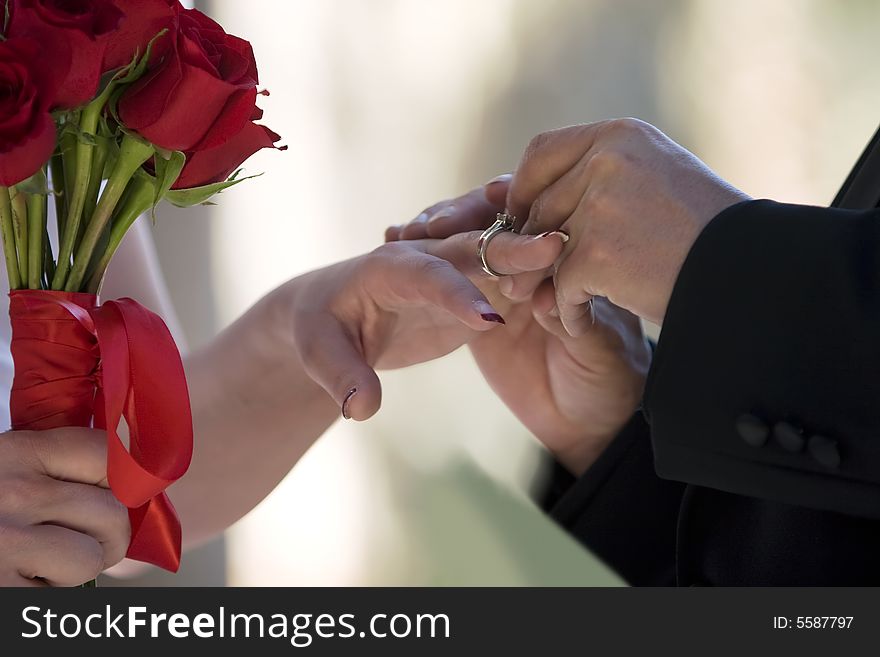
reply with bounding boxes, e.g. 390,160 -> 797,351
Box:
0,0 -> 283,581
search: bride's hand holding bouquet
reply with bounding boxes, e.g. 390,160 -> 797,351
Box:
0,0 -> 282,582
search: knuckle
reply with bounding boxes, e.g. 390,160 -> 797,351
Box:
102,495 -> 131,567
81,538 -> 105,579
581,187 -> 615,220
587,149 -> 628,177
607,116 -> 648,136
523,130 -> 554,164
0,474 -> 42,512
104,492 -> 131,543
369,241 -> 409,266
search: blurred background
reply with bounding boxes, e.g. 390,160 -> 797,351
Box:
105,0 -> 880,585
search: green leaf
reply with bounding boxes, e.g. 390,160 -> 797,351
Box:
16,169 -> 50,196
60,120 -> 98,148
152,150 -> 186,217
164,173 -> 262,208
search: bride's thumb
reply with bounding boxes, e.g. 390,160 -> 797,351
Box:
295,319 -> 383,421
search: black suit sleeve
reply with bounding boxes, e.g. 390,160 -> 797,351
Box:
540,412 -> 686,586
645,199 -> 880,519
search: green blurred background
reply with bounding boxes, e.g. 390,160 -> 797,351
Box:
103,0 -> 880,586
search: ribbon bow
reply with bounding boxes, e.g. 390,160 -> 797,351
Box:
8,290 -> 193,572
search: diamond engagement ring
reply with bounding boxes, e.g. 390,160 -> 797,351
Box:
478,213 -> 517,277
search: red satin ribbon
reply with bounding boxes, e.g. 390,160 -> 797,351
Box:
8,290 -> 193,572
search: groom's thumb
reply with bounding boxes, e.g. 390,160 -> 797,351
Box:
296,318 -> 382,421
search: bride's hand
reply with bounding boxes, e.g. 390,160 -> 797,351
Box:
388,179 -> 651,475
262,227 -> 566,421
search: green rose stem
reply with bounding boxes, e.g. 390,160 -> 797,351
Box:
86,174 -> 155,294
10,189 -> 28,284
65,133 -> 154,293
52,98 -> 105,290
50,151 -> 68,235
27,191 -> 46,290
81,137 -> 110,232
0,187 -> 21,290
43,226 -> 55,288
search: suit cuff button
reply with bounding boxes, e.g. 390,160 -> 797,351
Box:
772,421 -> 805,452
807,434 -> 841,469
736,413 -> 769,447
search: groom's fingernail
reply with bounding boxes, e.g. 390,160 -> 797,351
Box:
485,173 -> 512,186
342,388 -> 357,420
428,206 -> 456,224
498,277 -> 514,297
534,230 -> 570,243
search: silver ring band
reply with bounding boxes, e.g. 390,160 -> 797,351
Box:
478,213 -> 517,277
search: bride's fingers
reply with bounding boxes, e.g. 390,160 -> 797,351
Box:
419,229 -> 567,279
483,173 -> 511,207
397,199 -> 453,241
384,251 -> 507,331
422,194 -> 502,240
394,185 -> 505,242
295,316 -> 383,421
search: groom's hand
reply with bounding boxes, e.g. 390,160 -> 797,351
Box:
508,118 -> 750,327
388,180 -> 651,475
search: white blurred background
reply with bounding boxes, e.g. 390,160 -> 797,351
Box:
105,0 -> 880,586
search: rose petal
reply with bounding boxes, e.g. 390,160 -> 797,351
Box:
0,110 -> 56,186
193,87 -> 258,151
103,0 -> 178,71
173,121 -> 284,189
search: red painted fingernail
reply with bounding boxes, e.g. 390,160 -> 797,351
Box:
481,313 -> 506,325
342,387 -> 357,420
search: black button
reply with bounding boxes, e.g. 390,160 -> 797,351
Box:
736,413 -> 769,447
807,435 -> 841,469
773,421 -> 805,452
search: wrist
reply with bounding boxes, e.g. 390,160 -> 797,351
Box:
551,417 -> 632,477
653,189 -> 752,324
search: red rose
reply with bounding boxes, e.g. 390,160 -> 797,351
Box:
0,38 -> 60,186
173,107 -> 285,189
7,0 -> 125,109
118,7 -> 261,153
103,0 -> 180,72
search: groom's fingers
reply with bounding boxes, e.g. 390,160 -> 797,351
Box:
296,317 -> 383,421
419,230 -> 567,279
507,122 -> 608,226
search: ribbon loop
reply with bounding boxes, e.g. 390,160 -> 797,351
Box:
9,290 -> 193,572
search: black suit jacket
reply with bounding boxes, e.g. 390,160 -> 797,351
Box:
541,199 -> 880,585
